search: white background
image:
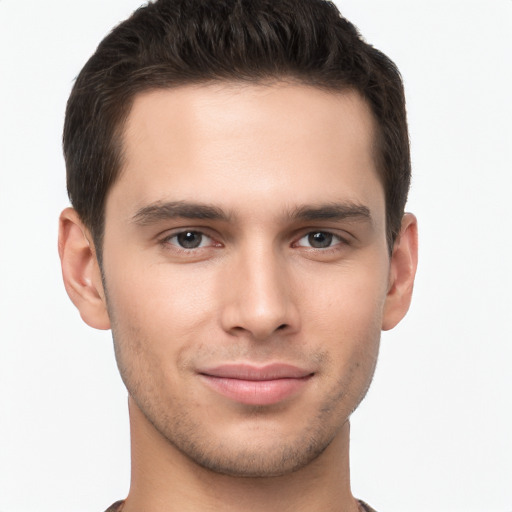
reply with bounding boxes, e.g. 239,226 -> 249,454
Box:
0,1 -> 511,511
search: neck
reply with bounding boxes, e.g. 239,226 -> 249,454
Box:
123,398 -> 359,512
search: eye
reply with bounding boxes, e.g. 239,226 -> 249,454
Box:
166,230 -> 213,249
295,231 -> 344,249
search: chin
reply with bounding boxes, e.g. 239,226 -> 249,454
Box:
181,439 -> 330,478
159,415 -> 340,479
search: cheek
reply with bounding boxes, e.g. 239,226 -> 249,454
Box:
302,258 -> 388,331
103,261 -> 220,394
106,260 -> 218,342
300,262 -> 387,375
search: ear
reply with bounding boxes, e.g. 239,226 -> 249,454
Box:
58,208 -> 111,330
382,213 -> 418,331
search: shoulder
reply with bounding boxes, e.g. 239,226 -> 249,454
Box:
104,500 -> 125,512
103,499 -> 374,511
358,499 -> 378,512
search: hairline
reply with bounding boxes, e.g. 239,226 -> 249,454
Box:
91,78 -> 392,265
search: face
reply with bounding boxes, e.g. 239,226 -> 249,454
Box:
99,83 -> 393,477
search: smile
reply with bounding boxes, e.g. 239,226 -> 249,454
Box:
198,363 -> 314,406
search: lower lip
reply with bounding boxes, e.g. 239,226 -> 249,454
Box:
199,375 -> 312,405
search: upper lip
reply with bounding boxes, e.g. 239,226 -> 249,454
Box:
198,363 -> 314,381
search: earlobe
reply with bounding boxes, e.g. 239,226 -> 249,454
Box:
58,208 -> 111,330
382,213 -> 418,331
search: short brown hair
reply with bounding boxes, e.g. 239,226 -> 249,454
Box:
63,0 -> 410,258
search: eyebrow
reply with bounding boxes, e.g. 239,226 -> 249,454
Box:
132,201 -> 231,226
290,202 -> 372,223
131,200 -> 372,226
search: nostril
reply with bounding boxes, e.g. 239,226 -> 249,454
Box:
277,324 -> 287,331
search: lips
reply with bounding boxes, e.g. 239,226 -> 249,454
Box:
198,363 -> 314,406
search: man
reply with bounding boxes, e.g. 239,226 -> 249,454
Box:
58,0 -> 418,510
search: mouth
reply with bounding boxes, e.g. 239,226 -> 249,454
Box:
197,363 -> 315,406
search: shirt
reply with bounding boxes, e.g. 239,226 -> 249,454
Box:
104,498 -> 377,511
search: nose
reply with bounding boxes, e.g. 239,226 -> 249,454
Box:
220,245 -> 300,341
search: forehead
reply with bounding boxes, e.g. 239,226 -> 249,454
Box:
110,83 -> 383,224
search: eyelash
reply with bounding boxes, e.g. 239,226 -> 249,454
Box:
293,231 -> 348,250
160,230 -> 220,252
159,229 -> 350,254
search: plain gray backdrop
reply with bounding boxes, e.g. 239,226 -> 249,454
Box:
0,1 -> 511,510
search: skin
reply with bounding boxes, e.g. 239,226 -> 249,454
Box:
59,83 -> 418,512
